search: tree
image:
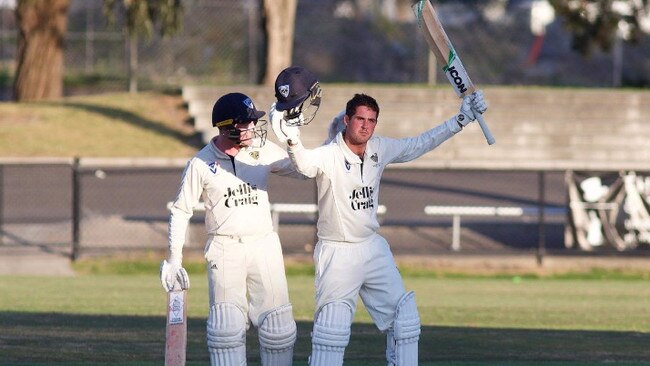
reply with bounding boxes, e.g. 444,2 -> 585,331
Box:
103,0 -> 183,93
549,0 -> 650,55
13,0 -> 70,101
262,0 -> 298,85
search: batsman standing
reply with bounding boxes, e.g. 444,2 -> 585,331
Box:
273,89 -> 487,365
160,92 -> 306,365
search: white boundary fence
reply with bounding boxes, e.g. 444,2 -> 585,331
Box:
424,205 -> 566,251
3,157 -> 649,262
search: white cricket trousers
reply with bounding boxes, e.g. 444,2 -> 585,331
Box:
313,233 -> 406,331
205,231 -> 291,327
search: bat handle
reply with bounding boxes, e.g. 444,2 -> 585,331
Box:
474,112 -> 495,145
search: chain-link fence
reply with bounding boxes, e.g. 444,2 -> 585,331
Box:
3,160 -> 650,261
1,0 -> 649,100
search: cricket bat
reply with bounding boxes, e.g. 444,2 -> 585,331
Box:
165,290 -> 187,366
413,0 -> 496,145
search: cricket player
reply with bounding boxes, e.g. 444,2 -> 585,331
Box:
273,91 -> 487,365
160,92 -> 305,365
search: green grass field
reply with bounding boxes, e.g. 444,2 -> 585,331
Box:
0,92 -> 198,158
0,265 -> 648,366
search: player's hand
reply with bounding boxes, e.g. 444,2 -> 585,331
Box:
160,259 -> 190,292
470,90 -> 487,117
459,90 -> 488,125
270,102 -> 300,145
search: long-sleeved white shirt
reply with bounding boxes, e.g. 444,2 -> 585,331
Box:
288,120 -> 458,243
168,140 -> 303,260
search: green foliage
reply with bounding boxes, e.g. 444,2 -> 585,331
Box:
102,0 -> 183,39
549,0 -> 650,55
0,68 -> 9,88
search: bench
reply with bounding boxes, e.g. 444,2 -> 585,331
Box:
424,205 -> 566,251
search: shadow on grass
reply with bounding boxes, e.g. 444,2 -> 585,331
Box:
0,312 -> 648,365
55,102 -> 201,149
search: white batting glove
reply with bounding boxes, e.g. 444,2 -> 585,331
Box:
470,90 -> 488,117
455,90 -> 488,128
160,259 -> 190,292
270,102 -> 300,145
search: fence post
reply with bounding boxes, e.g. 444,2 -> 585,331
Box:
0,165 -> 3,245
536,171 -> 546,266
246,0 -> 260,84
71,157 -> 81,261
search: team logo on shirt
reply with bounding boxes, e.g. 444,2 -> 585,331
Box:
224,183 -> 259,207
344,160 -> 351,171
249,151 -> 259,160
208,162 -> 219,174
370,153 -> 380,167
349,186 -> 375,211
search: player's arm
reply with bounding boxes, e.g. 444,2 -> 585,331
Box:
161,160 -> 202,292
266,141 -> 310,179
389,91 -> 487,164
323,110 -> 346,144
286,140 -> 324,178
269,102 -> 323,178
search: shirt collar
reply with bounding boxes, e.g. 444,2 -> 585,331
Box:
209,140 -> 237,160
336,131 -> 364,164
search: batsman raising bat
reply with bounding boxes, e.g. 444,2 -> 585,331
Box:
162,88 -> 317,365
273,85 -> 487,364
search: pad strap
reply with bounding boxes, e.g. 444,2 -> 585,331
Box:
258,304 -> 297,350
386,291 -> 421,366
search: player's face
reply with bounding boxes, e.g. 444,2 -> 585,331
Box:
344,105 -> 377,146
234,120 -> 256,147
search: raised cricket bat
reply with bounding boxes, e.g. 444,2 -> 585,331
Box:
413,0 -> 496,145
165,290 -> 187,366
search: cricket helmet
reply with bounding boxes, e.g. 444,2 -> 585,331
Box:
274,66 -> 321,126
212,92 -> 268,147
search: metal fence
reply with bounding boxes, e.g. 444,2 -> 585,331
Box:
1,0 -> 649,100
1,159 -> 649,261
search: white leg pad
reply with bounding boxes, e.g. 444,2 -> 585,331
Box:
258,304 -> 297,366
207,302 -> 247,366
386,291 -> 420,366
309,301 -> 353,366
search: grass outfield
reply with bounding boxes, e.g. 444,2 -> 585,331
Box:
0,92 -> 197,158
0,267 -> 649,365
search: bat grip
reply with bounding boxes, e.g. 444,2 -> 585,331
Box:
474,111 -> 495,145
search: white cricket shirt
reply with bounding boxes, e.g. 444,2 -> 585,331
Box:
288,120 -> 458,243
168,140 -> 303,260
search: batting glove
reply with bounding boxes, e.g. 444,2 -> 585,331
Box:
160,258 -> 190,292
452,90 -> 487,129
470,90 -> 488,117
270,102 -> 300,145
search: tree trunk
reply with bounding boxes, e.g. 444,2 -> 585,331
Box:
13,0 -> 70,101
262,0 -> 297,85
